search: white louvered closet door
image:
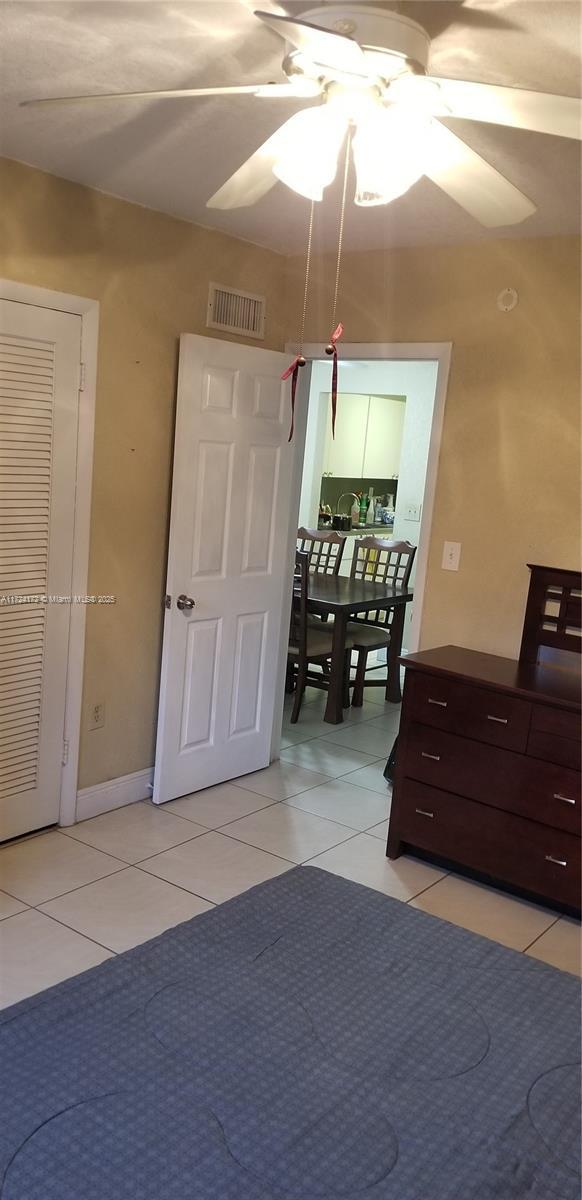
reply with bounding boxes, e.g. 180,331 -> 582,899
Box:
0,299 -> 81,840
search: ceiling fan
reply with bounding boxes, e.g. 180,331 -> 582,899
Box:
22,4 -> 582,227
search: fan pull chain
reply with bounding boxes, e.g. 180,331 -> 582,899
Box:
325,130 -> 351,438
282,199 -> 315,442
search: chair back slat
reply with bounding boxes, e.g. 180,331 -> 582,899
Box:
350,537 -> 416,627
519,564 -> 582,664
297,527 -> 346,575
290,550 -> 309,656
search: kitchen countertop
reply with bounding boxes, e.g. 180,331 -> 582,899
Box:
318,525 -> 395,536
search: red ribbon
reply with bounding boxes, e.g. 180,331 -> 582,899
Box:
329,322 -> 344,439
281,356 -> 301,442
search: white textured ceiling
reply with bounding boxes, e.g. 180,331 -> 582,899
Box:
0,0 -> 580,253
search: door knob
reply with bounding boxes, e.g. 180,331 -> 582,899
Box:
176,594 -> 195,611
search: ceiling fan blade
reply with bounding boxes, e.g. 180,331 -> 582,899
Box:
254,9 -> 368,75
428,77 -> 582,140
20,82 -> 314,108
206,116 -> 302,209
425,121 -> 536,226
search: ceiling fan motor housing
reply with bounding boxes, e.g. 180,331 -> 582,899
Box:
297,5 -> 431,75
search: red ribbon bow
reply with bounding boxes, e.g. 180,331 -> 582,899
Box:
281,355 -> 303,443
329,322 -> 344,439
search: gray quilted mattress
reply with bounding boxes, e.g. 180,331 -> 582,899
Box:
0,865 -> 580,1199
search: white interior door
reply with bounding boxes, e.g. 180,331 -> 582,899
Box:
0,299 -> 81,840
153,334 -> 296,805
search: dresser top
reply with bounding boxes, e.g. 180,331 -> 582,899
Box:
402,645 -> 581,712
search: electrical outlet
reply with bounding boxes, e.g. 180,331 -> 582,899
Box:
404,503 -> 421,522
442,541 -> 461,571
89,701 -> 105,730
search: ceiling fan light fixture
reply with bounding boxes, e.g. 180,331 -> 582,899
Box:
353,107 -> 430,206
272,105 -> 348,200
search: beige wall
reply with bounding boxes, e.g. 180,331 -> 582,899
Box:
1,154 -> 580,790
0,157 -> 289,787
286,235 -> 581,657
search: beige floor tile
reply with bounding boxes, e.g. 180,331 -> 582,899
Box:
162,782 -> 277,828
285,778 -> 389,832
0,830 -> 123,906
308,834 -> 446,900
223,803 -> 357,864
320,721 -> 397,758
280,739 -> 378,778
290,693 -> 391,724
280,728 -> 320,749
340,760 -> 391,795
232,761 -> 330,801
40,868 -> 213,953
140,831 -> 293,904
0,909 -> 112,1010
63,801 -> 205,863
364,711 -> 402,733
366,819 -> 389,841
0,890 -> 28,920
411,874 -> 557,951
526,917 -> 582,976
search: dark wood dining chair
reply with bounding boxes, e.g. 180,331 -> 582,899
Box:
287,550 -> 352,723
347,537 -> 416,707
296,528 -> 346,575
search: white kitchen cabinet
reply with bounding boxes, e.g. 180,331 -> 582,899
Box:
363,395 -> 406,478
322,393 -> 369,477
321,393 -> 406,481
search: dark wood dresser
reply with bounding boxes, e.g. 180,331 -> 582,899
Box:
387,644 -> 581,911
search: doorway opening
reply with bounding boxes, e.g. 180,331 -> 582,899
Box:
274,345 -> 450,761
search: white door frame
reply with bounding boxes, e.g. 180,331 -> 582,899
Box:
0,278 -> 99,827
284,340 -> 451,658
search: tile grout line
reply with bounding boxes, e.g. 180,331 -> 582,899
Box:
521,915 -> 563,953
1,864 -> 130,909
59,824 -> 210,866
12,905 -> 120,957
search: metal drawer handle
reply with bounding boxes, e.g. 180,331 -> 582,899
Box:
553,793 -> 576,806
421,752 -> 441,762
545,855 -> 567,868
487,715 -> 508,724
428,698 -> 447,708
415,808 -> 434,819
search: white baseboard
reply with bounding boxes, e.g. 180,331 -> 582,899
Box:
74,767 -> 154,823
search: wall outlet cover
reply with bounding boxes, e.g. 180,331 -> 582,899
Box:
89,702 -> 105,730
404,503 -> 421,521
442,541 -> 461,571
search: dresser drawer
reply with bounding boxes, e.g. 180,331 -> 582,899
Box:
404,722 -> 581,835
527,729 -> 580,770
531,705 -> 581,741
407,671 -> 531,752
394,779 -> 581,909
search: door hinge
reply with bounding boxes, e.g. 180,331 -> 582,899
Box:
78,362 -> 86,392
62,737 -> 70,767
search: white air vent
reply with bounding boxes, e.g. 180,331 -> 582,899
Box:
207,283 -> 265,340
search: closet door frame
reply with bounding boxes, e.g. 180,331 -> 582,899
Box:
0,279 -> 98,828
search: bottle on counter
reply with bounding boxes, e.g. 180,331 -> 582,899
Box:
359,493 -> 368,526
351,497 -> 361,526
366,487 -> 375,526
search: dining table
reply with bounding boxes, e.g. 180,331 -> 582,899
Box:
306,573 -> 414,724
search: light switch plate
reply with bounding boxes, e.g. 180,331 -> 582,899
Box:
404,503 -> 421,522
442,541 -> 461,571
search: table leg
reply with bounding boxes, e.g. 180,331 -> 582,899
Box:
386,605 -> 405,703
323,609 -> 348,724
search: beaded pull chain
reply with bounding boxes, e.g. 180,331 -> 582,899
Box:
282,199 -> 315,442
325,130 -> 351,438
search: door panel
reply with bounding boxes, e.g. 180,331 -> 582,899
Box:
0,300 -> 81,839
153,335 -> 295,804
